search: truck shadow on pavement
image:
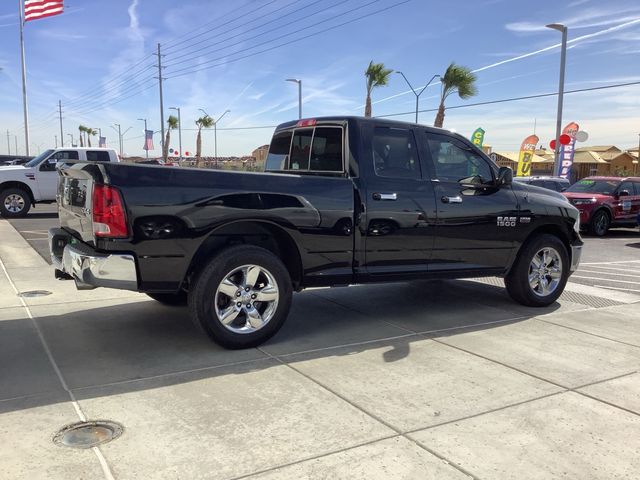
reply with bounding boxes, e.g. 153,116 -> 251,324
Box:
1,280 -> 562,414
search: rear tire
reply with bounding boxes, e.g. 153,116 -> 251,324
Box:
589,210 -> 610,236
146,291 -> 188,306
188,245 -> 292,349
0,188 -> 31,218
505,234 -> 569,307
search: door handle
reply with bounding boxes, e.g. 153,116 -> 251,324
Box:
441,195 -> 462,204
372,192 -> 397,201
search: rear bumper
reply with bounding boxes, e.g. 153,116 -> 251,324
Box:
48,228 -> 138,291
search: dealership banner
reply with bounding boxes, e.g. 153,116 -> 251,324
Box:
559,122 -> 579,179
471,127 -> 485,148
516,134 -> 539,177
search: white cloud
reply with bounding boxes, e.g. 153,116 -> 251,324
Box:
506,6 -> 640,32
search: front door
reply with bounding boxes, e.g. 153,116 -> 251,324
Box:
613,180 -> 640,223
361,125 -> 437,277
35,150 -> 79,200
421,131 -> 519,272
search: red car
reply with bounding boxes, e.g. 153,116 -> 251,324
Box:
563,176 -> 640,236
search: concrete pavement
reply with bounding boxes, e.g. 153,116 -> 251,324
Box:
1,217 -> 639,480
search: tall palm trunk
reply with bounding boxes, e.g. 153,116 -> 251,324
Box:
79,133 -> 84,147
434,102 -> 446,128
196,128 -> 202,167
364,93 -> 372,117
163,130 -> 171,160
87,136 -> 92,147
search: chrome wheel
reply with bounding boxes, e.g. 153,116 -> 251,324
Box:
214,264 -> 279,334
528,247 -> 563,297
4,194 -> 25,213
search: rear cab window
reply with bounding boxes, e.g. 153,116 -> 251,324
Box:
265,124 -> 344,174
87,151 -> 111,162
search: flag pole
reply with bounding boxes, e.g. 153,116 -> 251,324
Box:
19,0 -> 30,156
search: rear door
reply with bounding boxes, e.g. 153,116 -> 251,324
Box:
421,131 -> 519,272
361,124 -> 437,277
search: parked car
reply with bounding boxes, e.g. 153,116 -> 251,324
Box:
0,147 -> 119,218
562,176 -> 640,236
49,117 -> 583,349
514,176 -> 570,192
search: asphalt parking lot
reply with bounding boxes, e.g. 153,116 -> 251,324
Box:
2,212 -> 640,479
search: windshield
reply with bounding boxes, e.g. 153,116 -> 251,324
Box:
25,149 -> 54,168
565,179 -> 620,195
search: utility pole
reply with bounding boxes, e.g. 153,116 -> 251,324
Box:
138,118 -> 148,159
15,135 -> 19,156
214,110 -> 230,166
156,43 -> 166,162
169,107 -> 182,162
67,133 -> 73,147
19,0 -> 30,156
111,124 -> 130,158
6,130 -> 10,155
54,135 -> 58,148
547,23 -> 568,176
58,100 -> 64,147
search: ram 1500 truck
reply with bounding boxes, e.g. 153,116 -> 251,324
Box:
49,117 -> 583,349
0,147 -> 119,217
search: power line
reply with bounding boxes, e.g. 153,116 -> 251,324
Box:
165,0 -> 410,79
163,0 -> 326,68
375,80 -> 640,118
163,0 -> 280,53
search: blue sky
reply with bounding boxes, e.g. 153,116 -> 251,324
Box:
1,0 -> 639,157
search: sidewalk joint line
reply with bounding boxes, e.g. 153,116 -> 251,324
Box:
535,318 -> 640,349
0,255 -> 116,480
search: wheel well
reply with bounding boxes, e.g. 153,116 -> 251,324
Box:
185,221 -> 303,290
508,224 -> 572,274
0,181 -> 35,204
591,207 -> 611,222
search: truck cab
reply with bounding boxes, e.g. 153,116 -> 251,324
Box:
0,147 -> 119,217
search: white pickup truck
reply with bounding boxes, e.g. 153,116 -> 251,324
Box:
0,147 -> 119,217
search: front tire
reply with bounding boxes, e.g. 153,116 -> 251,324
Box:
188,245 -> 292,349
0,188 -> 31,218
505,234 -> 569,307
589,210 -> 610,236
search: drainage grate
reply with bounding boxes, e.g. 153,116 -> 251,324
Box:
53,421 -> 124,449
17,290 -> 52,298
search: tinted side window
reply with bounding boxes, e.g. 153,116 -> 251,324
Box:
52,151 -> 79,160
426,134 -> 493,183
289,129 -> 313,171
618,181 -> 634,195
310,127 -> 343,171
86,151 -> 111,162
265,131 -> 292,170
372,127 -> 420,179
531,180 -> 546,187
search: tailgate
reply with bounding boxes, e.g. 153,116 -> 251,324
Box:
57,163 -> 103,245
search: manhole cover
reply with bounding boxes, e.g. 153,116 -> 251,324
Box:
53,421 -> 124,449
17,290 -> 52,298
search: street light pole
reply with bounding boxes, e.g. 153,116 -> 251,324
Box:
547,23 -> 568,177
67,133 -> 74,147
286,79 -> 302,119
214,110 -> 230,166
396,72 -> 441,124
138,118 -> 148,159
169,107 -> 182,162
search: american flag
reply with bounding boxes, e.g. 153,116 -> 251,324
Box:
143,130 -> 154,151
24,0 -> 64,22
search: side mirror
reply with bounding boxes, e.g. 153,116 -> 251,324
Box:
497,167 -> 513,186
618,190 -> 630,197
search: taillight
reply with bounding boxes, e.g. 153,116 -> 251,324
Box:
92,184 -> 129,238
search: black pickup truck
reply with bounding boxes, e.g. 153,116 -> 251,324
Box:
49,116 -> 583,348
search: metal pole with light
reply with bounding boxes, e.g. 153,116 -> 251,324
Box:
286,79 -> 302,119
396,72 -> 441,124
138,118 -> 148,159
67,133 -> 74,147
214,110 -> 230,166
547,23 -> 568,177
169,107 -> 182,162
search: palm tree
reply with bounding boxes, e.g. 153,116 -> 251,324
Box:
195,115 -> 214,166
78,125 -> 86,147
364,60 -> 393,117
85,128 -> 97,147
434,62 -> 478,128
163,115 -> 179,161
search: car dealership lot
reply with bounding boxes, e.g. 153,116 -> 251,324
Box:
1,216 -> 640,479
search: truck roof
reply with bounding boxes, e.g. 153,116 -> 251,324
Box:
274,116 -> 457,135
581,176 -> 640,181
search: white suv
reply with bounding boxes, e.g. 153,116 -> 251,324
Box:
0,147 -> 119,218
